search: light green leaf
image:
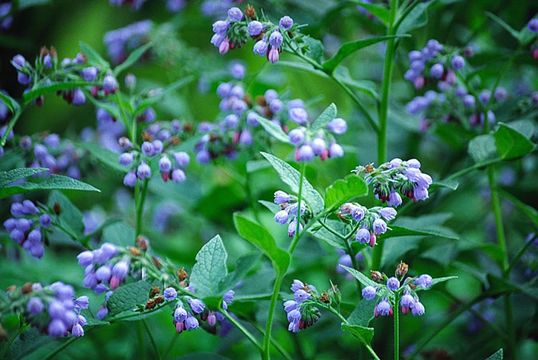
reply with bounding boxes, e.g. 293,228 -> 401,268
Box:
468,134 -> 497,163
493,122 -> 535,160
324,175 -> 368,210
220,253 -> 260,291
0,174 -> 100,199
308,220 -> 347,249
352,1 -> 389,24
233,213 -> 290,274
190,235 -> 228,298
387,225 -> 458,240
256,115 -> 290,144
261,152 -> 324,214
0,167 -> 48,188
396,2 -> 430,34
342,324 -> 374,346
311,103 -> 337,132
107,281 -> 153,316
303,36 -> 324,64
102,221 -> 135,246
0,91 -> 21,113
340,265 -> 377,288
114,42 -> 153,76
347,298 -> 375,327
79,41 -> 110,69
430,179 -> 459,191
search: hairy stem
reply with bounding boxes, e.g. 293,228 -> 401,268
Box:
262,274 -> 284,360
394,293 -> 400,360
135,179 -> 149,238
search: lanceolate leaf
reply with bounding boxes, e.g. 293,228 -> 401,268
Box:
256,116 -> 290,144
114,42 -> 153,76
310,103 -> 337,132
261,152 -> 324,214
414,276 -> 458,291
0,174 -> 100,199
80,41 -> 110,69
23,81 -> 96,104
387,225 -> 458,240
0,167 -> 48,188
485,349 -> 503,360
190,235 -> 229,298
324,175 -> 368,210
47,190 -> 84,237
0,91 -> 21,113
340,265 -> 377,288
352,1 -> 389,25
78,142 -> 128,173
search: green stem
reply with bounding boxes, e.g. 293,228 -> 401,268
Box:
220,307 -> 263,352
252,323 -> 294,360
262,274 -> 284,360
393,293 -> 400,360
372,0 -> 399,271
287,162 -> 306,254
135,179 -> 149,238
143,319 -> 161,360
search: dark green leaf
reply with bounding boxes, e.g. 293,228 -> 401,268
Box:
256,115 -> 290,144
310,103 -> 337,132
261,152 -> 324,214
78,142 -> 127,172
233,213 -> 290,274
0,167 -> 48,187
486,12 -> 521,42
342,324 -> 374,345
0,91 -> 21,113
324,175 -> 368,210
220,253 -> 260,291
190,235 -> 228,298
114,42 -> 153,76
0,174 -> 100,199
323,36 -> 405,72
387,225 -> 458,240
340,265 -> 377,288
352,1 -> 389,24
500,190 -> 538,227
347,299 -> 375,327
485,349 -> 503,360
468,134 -> 497,163
47,190 -> 84,236
493,122 -> 535,160
107,281 -> 153,316
0,92 -> 22,146
79,41 -> 110,69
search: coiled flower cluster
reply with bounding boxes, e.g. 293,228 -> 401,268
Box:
273,191 -> 309,238
361,263 -> 432,318
3,199 -> 51,258
355,158 -> 433,206
4,281 -> 89,338
338,203 -> 397,247
283,280 -> 321,333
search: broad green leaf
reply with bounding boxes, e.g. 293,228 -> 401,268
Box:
324,175 -> 368,210
0,174 -> 100,199
261,152 -> 324,214
303,36 -> 324,64
493,122 -> 534,160
500,190 -> 538,227
114,42 -> 153,76
256,115 -> 290,144
78,142 -> 127,172
220,253 -> 260,291
22,81 -> 96,104
347,299 -> 375,327
107,280 -> 153,316
311,103 -> 337,132
190,235 -> 228,298
6,327 -> 53,360
485,349 -> 503,360
134,76 -> 194,115
415,276 -> 458,291
323,36 -> 405,72
340,265 -> 377,288
342,324 -> 374,346
258,199 -> 280,214
233,213 -> 290,274
468,134 -> 496,163
396,2 -> 430,34
246,160 -> 271,173
0,167 -> 48,187
352,1 -> 389,24
80,41 -> 110,69
102,221 -> 135,246
47,190 -> 84,236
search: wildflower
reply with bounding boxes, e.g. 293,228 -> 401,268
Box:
374,299 -> 392,317
414,274 -> 433,289
164,287 -> 178,301
387,277 -> 400,291
362,286 -> 377,300
279,16 -> 294,30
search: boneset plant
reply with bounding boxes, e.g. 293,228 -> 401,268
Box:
0,2 -> 536,360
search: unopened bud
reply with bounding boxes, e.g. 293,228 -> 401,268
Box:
370,271 -> 383,282
395,261 -> 408,277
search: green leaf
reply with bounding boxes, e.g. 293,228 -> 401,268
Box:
324,175 -> 368,210
430,179 -> 459,191
493,122 -> 535,160
220,253 -> 260,291
189,235 -> 228,298
0,174 -> 100,199
6,327 -> 53,360
340,265 -> 377,288
468,134 -> 497,163
107,281 -> 153,316
396,2 -> 430,34
352,1 -> 389,24
114,42 -> 153,76
499,190 -> 538,227
308,220 -> 347,249
47,190 -> 84,236
347,299 -> 375,327
485,349 -> 503,360
486,12 -> 521,42
415,276 -> 458,291
0,91 -> 21,113
323,36 -> 405,72
0,167 -> 48,188
258,199 -> 280,214
310,103 -> 337,132
233,213 -> 290,274
78,142 -> 127,172
303,37 -> 324,64
79,41 -> 110,69
256,116 -> 290,144
387,225 -> 458,240
102,221 -> 135,246
261,152 -> 324,214
342,324 -> 374,346
0,92 -> 22,146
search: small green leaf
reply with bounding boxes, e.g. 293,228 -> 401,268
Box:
0,167 -> 48,187
485,349 -> 503,360
324,175 -> 368,210
430,179 -> 459,191
493,122 -> 535,160
396,2 -> 430,34
256,116 -> 290,144
0,93 -> 22,146
114,42 -> 153,76
107,281 -> 153,316
468,134 -> 497,163
190,235 -> 228,298
500,190 -> 538,227
261,152 -> 324,214
311,103 -> 337,132
340,265 -> 377,288
323,35 -> 406,72
233,213 -> 290,274
80,41 -> 110,69
78,142 -> 127,172
341,324 -> 374,346
303,36 -> 324,64
0,174 -> 100,199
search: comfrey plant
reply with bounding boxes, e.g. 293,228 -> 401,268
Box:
1,281 -> 88,338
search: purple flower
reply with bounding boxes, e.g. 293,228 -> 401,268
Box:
27,297 -> 45,314
274,191 -> 290,204
268,48 -> 279,63
463,94 -> 475,108
362,286 -> 377,300
329,143 -> 344,158
223,290 -> 235,305
95,266 -> 111,282
415,274 -> 433,289
355,228 -> 370,244
351,205 -> 365,222
171,169 -> 186,183
159,156 -> 172,172
123,172 -> 137,187
494,87 -> 507,102
96,306 -> 108,320
379,207 -> 397,221
136,162 -> 151,180
74,296 -> 89,310
81,67 -> 98,81
188,298 -> 205,314
212,20 -> 228,34
253,40 -> 269,56
12,54 -> 27,68
451,55 -> 464,70
77,251 -> 94,267
291,279 -> 304,292
311,138 -> 326,156
279,16 -> 294,30
39,214 -> 52,227
430,63 -> 444,79
297,144 -> 314,162
283,300 -> 297,312
227,7 -> 243,22
374,299 -> 391,317
103,75 -> 118,94
327,118 -> 347,134
528,18 -> 538,32
274,210 -> 289,224
289,107 -> 308,125
269,31 -> 283,48
248,21 -> 263,36
185,316 -> 199,330
387,277 -> 400,291
173,152 -> 190,167
174,307 -> 187,322
411,301 -> 425,316
164,287 -> 177,301
293,289 -> 310,303
373,218 -> 387,235
48,319 -> 67,337
71,323 -> 84,337
112,261 -> 129,279
119,152 -> 134,166
400,294 -> 415,313
288,128 -> 305,145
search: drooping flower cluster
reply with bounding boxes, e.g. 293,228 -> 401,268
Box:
360,263 -> 433,318
273,190 -> 309,238
211,5 -> 304,64
338,203 -> 397,247
4,281 -> 88,337
283,280 -> 322,333
118,121 -> 191,187
3,199 -> 51,258
104,20 -> 152,64
355,158 -> 433,206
